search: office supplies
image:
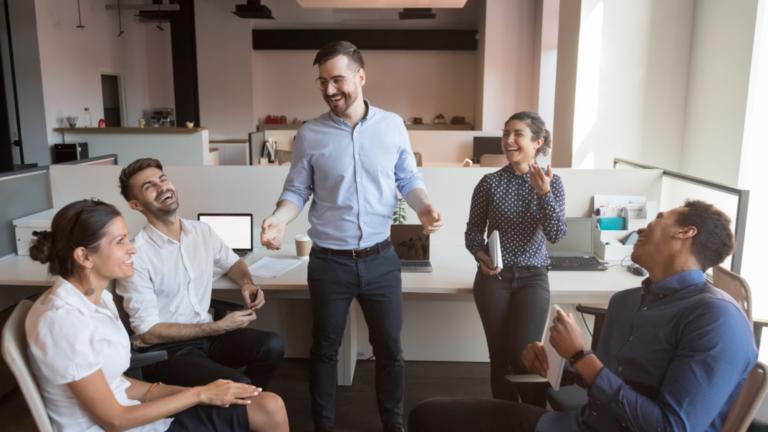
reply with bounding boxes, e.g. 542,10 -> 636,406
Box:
544,304 -> 566,390
390,224 -> 433,273
197,213 -> 253,256
248,256 -> 303,278
489,230 -> 503,269
547,217 -> 607,271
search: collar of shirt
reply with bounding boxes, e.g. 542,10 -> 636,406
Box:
53,277 -> 117,320
143,218 -> 191,247
327,99 -> 377,128
501,164 -> 531,179
642,269 -> 706,298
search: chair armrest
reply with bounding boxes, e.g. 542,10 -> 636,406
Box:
576,305 -> 608,351
129,350 -> 168,370
754,318 -> 768,350
575,305 -> 607,316
505,373 -> 548,384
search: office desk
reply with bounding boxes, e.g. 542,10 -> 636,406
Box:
1,246 -> 644,386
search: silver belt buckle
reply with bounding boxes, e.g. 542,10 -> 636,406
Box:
352,249 -> 357,259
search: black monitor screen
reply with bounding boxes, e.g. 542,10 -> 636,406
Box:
472,136 -> 503,163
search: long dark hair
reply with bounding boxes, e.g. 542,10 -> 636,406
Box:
29,199 -> 122,279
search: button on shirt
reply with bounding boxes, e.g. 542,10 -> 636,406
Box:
279,102 -> 426,250
537,270 -> 757,431
116,219 -> 239,337
465,165 -> 566,267
26,278 -> 172,432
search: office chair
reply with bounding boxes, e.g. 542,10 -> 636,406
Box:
1,300 -> 54,432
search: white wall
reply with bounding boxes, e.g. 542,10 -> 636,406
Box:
568,0 -> 693,170
195,0 -> 255,140
680,0 -> 759,186
34,0 -> 173,144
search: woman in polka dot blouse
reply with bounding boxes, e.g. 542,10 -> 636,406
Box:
465,111 -> 566,407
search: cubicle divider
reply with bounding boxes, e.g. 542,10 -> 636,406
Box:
614,158 -> 748,272
0,168 -> 52,258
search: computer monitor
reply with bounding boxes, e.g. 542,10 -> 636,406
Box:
197,213 -> 253,255
472,136 -> 503,163
390,224 -> 430,261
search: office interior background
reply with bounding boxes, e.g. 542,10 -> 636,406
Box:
1,0 -> 768,424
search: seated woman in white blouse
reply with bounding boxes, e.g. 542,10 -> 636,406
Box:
25,199 -> 289,432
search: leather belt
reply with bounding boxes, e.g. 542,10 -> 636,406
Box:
312,239 -> 392,260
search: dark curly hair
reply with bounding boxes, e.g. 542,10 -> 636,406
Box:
29,199 -> 121,279
676,200 -> 735,270
507,111 -> 552,157
119,158 -> 163,201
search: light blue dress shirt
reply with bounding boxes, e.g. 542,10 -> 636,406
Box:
279,102 -> 426,250
538,269 -> 757,431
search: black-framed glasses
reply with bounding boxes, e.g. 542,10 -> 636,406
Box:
316,70 -> 359,90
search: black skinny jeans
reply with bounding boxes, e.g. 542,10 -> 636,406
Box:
473,265 -> 550,406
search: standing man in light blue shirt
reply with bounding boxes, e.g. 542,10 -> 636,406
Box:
260,40 -> 443,432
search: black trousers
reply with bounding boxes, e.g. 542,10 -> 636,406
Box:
408,397 -> 546,432
308,245 -> 404,431
473,266 -> 550,406
143,327 -> 284,388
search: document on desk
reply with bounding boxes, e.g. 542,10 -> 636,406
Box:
543,305 -> 566,390
249,256 -> 303,278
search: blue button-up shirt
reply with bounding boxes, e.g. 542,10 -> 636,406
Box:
279,102 -> 426,249
538,269 -> 757,431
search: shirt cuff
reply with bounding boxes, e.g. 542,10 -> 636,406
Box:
587,366 -> 623,405
279,191 -> 307,211
399,179 -> 427,199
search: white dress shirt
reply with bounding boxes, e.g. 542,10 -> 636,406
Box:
26,278 -> 173,432
116,219 -> 240,336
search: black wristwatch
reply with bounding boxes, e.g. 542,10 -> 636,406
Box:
568,349 -> 593,367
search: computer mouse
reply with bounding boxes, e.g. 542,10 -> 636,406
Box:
628,263 -> 648,277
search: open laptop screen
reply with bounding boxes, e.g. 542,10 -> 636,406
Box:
546,217 -> 594,256
390,224 -> 430,260
197,213 -> 253,254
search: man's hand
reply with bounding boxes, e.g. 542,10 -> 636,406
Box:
475,251 -> 501,276
549,309 -> 588,359
417,204 -> 444,235
260,215 -> 286,250
215,310 -> 257,333
529,163 -> 553,196
522,342 -> 549,377
241,283 -> 265,311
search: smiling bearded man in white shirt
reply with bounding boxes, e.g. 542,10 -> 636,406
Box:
116,157 -> 284,388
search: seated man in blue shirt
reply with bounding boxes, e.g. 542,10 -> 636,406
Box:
409,200 -> 757,432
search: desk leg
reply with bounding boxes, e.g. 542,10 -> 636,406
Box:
337,300 -> 359,386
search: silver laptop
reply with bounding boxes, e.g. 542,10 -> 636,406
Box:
390,224 -> 433,273
546,217 -> 606,271
198,213 -> 253,256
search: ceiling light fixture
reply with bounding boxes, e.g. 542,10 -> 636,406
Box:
296,0 -> 466,8
233,0 -> 276,19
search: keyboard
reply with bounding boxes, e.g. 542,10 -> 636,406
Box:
401,260 -> 433,273
548,256 -> 607,271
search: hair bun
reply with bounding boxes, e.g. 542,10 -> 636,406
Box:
29,230 -> 53,264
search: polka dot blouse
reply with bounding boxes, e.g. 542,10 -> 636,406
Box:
465,165 -> 567,268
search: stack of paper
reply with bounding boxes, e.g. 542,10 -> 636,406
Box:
248,256 -> 302,279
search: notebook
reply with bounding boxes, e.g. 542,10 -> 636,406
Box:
197,213 -> 253,256
546,217 -> 606,271
390,224 -> 433,273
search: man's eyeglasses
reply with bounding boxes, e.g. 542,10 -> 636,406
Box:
316,71 -> 358,90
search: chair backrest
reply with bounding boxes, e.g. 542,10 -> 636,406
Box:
1,300 -> 54,432
721,361 -> 768,432
713,265 -> 752,323
479,154 -> 508,167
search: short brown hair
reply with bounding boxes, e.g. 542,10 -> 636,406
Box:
313,40 -> 365,69
119,158 -> 163,201
676,200 -> 735,270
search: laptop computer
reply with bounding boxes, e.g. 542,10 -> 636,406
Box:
546,217 -> 607,271
390,224 -> 433,273
197,213 -> 254,256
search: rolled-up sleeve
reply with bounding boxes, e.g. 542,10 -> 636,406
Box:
394,122 -> 425,197
115,252 -> 160,336
278,129 -> 314,210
